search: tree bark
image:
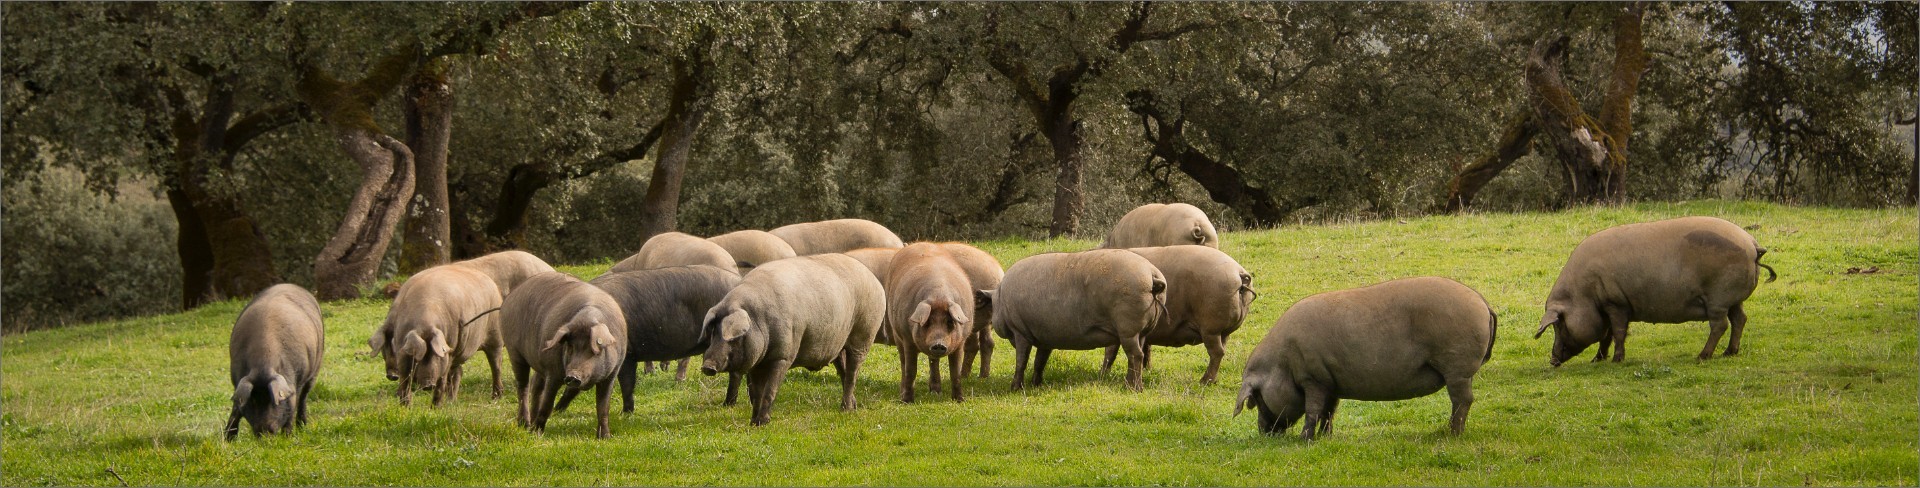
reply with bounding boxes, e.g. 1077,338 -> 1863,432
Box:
312,129 -> 417,300
165,188 -> 217,308
1044,112 -> 1085,238
1126,90 -> 1301,227
632,55 -> 709,244
1523,3 -> 1646,205
399,68 -> 454,273
1442,110 -> 1540,212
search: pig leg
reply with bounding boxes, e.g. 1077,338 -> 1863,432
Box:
1142,342 -> 1153,370
1100,345 -> 1119,375
1445,377 -> 1474,435
675,358 -> 691,381
723,372 -> 742,406
1591,326 -> 1612,363
1033,348 -> 1055,387
642,361 -> 656,375
747,361 -> 791,426
899,345 -> 919,403
396,373 -> 414,406
1724,303 -> 1747,356
485,347 -> 504,399
1317,397 -> 1340,436
223,409 -> 242,441
512,360 -> 532,427
534,374 -> 565,433
445,363 -> 465,404
947,345 -> 965,402
1201,333 -> 1227,385
833,349 -> 864,411
618,360 -> 638,414
1299,383 -> 1330,440
975,329 -> 994,378
296,380 -> 313,427
1699,307 -> 1732,361
1009,334 -> 1032,391
552,385 -> 580,413
594,378 -> 613,439
1120,337 -> 1146,392
1604,305 -> 1630,363
928,353 -> 942,394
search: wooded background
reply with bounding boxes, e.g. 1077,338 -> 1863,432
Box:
4,2 -> 1914,330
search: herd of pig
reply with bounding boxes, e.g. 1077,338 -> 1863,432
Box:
225,203 -> 1777,441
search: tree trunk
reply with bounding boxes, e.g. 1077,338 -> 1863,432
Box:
1125,90 -> 1301,227
312,129 -> 417,300
1044,114 -> 1084,238
1523,3 -> 1646,206
167,80 -> 281,308
1442,110 -> 1540,212
633,56 -> 708,244
165,188 -> 216,309
399,69 -> 454,273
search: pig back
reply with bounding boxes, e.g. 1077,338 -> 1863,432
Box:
842,248 -> 900,283
1101,203 -> 1220,249
734,254 -> 886,369
1128,245 -> 1251,345
1261,277 -> 1491,401
993,250 -> 1165,350
230,284 -> 325,384
612,232 -> 736,274
1556,216 -> 1761,322
590,265 -> 742,361
770,219 -> 905,255
452,250 -> 555,298
707,230 -> 797,270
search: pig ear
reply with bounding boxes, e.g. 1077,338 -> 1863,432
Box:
1535,310 -> 1562,339
949,303 -> 970,325
427,329 -> 451,358
720,311 -> 752,342
368,323 -> 390,355
400,330 -> 428,358
974,289 -> 992,308
908,301 -> 933,329
266,374 -> 295,404
542,327 -> 571,352
231,378 -> 255,408
589,324 -> 617,354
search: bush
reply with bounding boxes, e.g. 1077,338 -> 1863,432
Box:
2,167 -> 179,331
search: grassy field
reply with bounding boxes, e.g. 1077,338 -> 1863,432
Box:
2,200 -> 1914,486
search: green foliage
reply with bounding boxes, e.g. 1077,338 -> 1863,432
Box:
3,201 -> 1914,485
1,168 -> 179,331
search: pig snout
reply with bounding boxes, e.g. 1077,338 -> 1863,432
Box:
928,342 -> 950,356
385,373 -> 399,381
563,374 -> 585,389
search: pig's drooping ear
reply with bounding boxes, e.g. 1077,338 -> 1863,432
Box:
368,323 -> 391,355
588,323 -> 616,354
949,302 -> 970,325
266,374 -> 295,404
231,378 -> 256,409
908,301 -> 933,329
974,289 -> 993,308
719,311 -> 752,342
542,327 -> 571,352
427,328 -> 452,358
1535,310 -> 1562,339
400,330 -> 428,358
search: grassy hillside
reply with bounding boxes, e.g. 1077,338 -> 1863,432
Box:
3,201 -> 1914,486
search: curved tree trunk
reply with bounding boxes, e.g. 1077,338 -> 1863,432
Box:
1442,110 -> 1539,213
1126,90 -> 1303,227
1523,3 -> 1646,205
399,69 -> 454,273
313,129 -> 417,300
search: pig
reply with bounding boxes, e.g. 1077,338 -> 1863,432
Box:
610,232 -> 740,274
698,254 -> 885,426
453,250 -> 557,298
1100,245 -> 1256,385
769,218 -> 905,255
1235,277 -> 1496,440
566,265 -> 741,412
1100,203 -> 1220,249
707,230 -> 797,274
499,272 -> 628,438
1535,216 -> 1778,366
842,247 -> 899,284
226,284 -> 324,440
369,265 -> 504,406
885,243 -> 989,402
990,249 -> 1166,392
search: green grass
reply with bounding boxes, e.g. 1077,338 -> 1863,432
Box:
4,200 -> 1914,485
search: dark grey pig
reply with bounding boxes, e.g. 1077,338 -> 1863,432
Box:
699,254 -> 885,426
568,265 -> 741,411
1536,216 -> 1777,366
500,272 -> 628,438
226,284 -> 325,440
1236,277 -> 1495,440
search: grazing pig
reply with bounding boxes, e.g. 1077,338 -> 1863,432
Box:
500,272 -> 628,438
1236,277 -> 1496,440
453,250 -> 556,297
991,250 -> 1167,392
226,284 -> 324,440
708,230 -> 797,274
942,243 -> 1005,379
769,218 -> 905,255
698,254 -> 885,426
1535,216 -> 1778,366
575,265 -> 741,411
886,243 -> 988,402
1101,245 -> 1256,385
1100,203 -> 1220,249
369,265 -> 504,406
610,232 -> 739,274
